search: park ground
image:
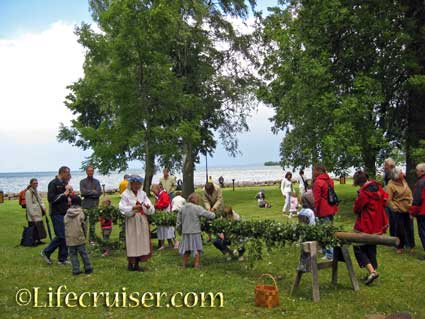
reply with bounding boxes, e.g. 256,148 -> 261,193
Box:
0,183 -> 424,319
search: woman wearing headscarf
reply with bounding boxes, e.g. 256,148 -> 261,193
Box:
25,178 -> 47,245
119,175 -> 155,271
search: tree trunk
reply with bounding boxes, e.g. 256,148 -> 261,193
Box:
182,142 -> 195,198
143,137 -> 156,194
403,2 -> 425,188
362,148 -> 377,179
405,92 -> 425,187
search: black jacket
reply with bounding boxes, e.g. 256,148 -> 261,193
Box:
47,177 -> 69,216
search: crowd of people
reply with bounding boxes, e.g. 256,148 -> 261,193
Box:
274,160 -> 425,285
19,160 -> 425,283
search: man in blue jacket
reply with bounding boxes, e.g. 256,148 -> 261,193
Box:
41,166 -> 72,265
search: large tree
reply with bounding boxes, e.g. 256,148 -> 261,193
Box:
59,0 -> 257,195
258,1 -> 409,177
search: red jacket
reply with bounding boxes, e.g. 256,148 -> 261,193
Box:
154,190 -> 171,211
313,173 -> 338,217
354,180 -> 389,235
409,175 -> 425,216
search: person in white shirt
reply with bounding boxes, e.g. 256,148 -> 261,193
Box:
299,170 -> 307,196
171,191 -> 186,212
281,172 -> 293,214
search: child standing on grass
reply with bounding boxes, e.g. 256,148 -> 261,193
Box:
177,193 -> 215,269
99,197 -> 113,257
64,196 -> 93,275
289,192 -> 299,218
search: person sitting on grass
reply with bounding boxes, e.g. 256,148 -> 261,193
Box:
177,193 -> 215,269
151,184 -> 175,250
99,197 -> 113,257
353,170 -> 389,286
213,206 -> 246,261
298,191 -> 316,225
255,190 -> 272,208
64,196 -> 93,275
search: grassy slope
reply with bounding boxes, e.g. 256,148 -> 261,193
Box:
0,183 -> 423,319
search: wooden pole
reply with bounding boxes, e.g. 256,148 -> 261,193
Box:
335,232 -> 399,247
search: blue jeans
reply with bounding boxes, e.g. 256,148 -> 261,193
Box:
43,214 -> 68,262
417,215 -> 425,251
69,244 -> 92,274
318,215 -> 334,259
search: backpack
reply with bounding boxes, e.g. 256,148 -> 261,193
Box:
327,183 -> 339,206
18,189 -> 27,208
20,225 -> 35,246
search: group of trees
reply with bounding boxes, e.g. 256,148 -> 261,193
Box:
60,0 -> 425,191
258,0 -> 425,184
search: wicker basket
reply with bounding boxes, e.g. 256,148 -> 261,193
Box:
254,273 -> 280,308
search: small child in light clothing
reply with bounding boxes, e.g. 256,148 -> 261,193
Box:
298,191 -> 316,225
289,192 -> 299,218
99,197 -> 113,257
172,191 -> 186,212
177,193 -> 215,268
64,196 -> 93,275
255,190 -> 272,208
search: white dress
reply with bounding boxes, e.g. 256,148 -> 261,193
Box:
119,189 -> 154,257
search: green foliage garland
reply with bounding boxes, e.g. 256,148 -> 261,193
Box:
85,209 -> 341,261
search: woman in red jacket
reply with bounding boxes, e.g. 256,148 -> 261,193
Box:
353,171 -> 389,285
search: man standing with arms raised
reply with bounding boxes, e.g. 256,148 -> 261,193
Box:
41,166 -> 72,265
160,168 -> 177,200
80,165 -> 102,243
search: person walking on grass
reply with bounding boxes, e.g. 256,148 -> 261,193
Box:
386,167 -> 414,254
41,166 -> 72,265
64,196 -> 93,275
151,184 -> 175,250
353,170 -> 389,285
177,193 -> 215,269
25,178 -> 47,245
409,163 -> 425,261
312,164 -> 338,260
281,172 -> 293,215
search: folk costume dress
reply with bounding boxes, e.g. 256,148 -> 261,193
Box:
119,187 -> 154,261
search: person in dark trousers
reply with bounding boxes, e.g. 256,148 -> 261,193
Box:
409,163 -> 425,261
80,165 -> 102,242
383,158 -> 396,237
353,170 -> 389,285
41,166 -> 73,265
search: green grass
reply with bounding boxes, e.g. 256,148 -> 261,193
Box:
0,183 -> 423,318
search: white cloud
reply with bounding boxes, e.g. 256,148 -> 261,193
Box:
0,21 -> 85,130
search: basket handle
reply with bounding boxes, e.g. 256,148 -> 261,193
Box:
256,273 -> 278,289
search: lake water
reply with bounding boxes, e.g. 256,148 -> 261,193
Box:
0,165 -> 312,194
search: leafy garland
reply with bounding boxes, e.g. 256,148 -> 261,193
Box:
86,208 -> 342,261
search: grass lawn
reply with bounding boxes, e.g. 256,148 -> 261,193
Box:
0,183 -> 424,318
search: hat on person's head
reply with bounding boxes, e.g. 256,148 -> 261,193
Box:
128,175 -> 144,183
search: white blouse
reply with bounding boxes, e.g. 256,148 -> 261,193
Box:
119,189 -> 155,217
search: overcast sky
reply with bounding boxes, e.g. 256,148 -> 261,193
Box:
0,0 -> 282,173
